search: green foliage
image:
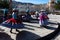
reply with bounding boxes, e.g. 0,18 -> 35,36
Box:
54,0 -> 60,10
54,4 -> 60,10
57,0 -> 60,4
0,0 -> 9,9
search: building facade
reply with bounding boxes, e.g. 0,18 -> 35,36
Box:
47,0 -> 56,12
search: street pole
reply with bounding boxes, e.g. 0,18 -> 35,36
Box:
9,0 -> 12,17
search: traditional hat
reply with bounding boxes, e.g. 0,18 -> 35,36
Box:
13,8 -> 18,12
40,9 -> 45,12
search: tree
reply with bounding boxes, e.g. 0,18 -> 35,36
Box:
54,0 -> 60,10
0,0 -> 9,9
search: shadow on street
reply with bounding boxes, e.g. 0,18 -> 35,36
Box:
0,32 -> 13,40
43,26 -> 57,30
16,30 -> 40,40
24,24 -> 39,28
36,23 -> 60,40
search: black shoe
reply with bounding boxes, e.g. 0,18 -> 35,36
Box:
42,25 -> 47,28
16,29 -> 20,32
40,25 -> 44,28
40,25 -> 43,27
10,30 -> 13,33
10,28 -> 13,33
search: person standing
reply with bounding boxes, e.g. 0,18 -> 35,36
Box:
39,10 -> 49,28
35,11 -> 39,18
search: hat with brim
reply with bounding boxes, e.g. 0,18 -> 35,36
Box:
40,9 -> 45,12
13,10 -> 18,12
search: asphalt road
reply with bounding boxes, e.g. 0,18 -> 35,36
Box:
0,14 -> 60,40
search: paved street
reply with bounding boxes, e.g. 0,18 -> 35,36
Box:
0,14 -> 60,40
